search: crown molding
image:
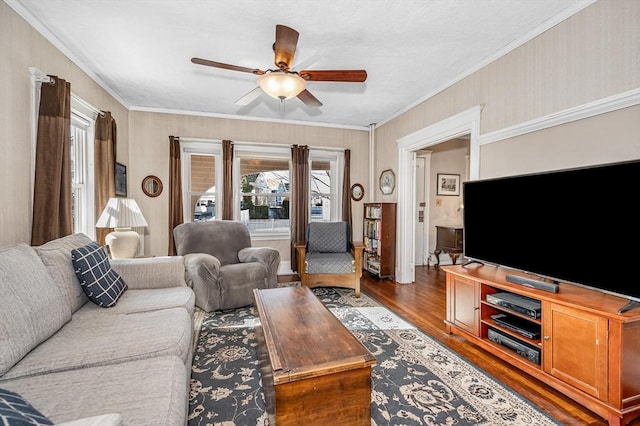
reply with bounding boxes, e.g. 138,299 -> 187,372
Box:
479,88 -> 640,145
129,106 -> 369,132
6,0 -> 130,109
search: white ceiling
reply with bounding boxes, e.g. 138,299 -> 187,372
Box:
8,0 -> 594,129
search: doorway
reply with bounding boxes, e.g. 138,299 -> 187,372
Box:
396,106 -> 481,283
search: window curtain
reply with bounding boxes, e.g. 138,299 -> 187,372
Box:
222,139 -> 234,220
168,135 -> 183,255
341,149 -> 352,239
31,75 -> 72,246
290,144 -> 309,272
94,112 -> 116,246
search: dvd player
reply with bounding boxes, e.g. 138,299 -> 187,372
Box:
488,328 -> 541,365
486,292 -> 541,319
491,314 -> 540,339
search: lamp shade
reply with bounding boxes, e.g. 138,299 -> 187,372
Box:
96,198 -> 147,259
96,198 -> 148,229
257,71 -> 306,100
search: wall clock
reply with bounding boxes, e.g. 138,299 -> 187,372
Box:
379,169 -> 395,195
350,183 -> 364,201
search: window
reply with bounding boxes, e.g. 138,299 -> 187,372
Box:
69,104 -> 96,238
180,140 -> 344,238
180,140 -> 222,222
70,114 -> 90,236
309,149 -> 343,222
237,151 -> 291,235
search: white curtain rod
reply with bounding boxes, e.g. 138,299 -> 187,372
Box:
29,67 -> 105,117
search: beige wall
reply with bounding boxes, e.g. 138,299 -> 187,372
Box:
374,0 -> 640,190
480,105 -> 640,178
1,1 -> 129,247
128,111 -> 368,257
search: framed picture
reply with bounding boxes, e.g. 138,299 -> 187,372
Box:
436,173 -> 460,196
379,169 -> 395,195
115,162 -> 127,197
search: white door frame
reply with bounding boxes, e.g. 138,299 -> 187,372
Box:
395,106 -> 482,283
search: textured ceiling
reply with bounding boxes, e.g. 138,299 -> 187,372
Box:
8,0 -> 594,129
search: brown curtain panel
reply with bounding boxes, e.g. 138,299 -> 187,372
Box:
222,139 -> 234,220
31,76 -> 72,246
94,111 -> 117,246
341,149 -> 352,239
290,144 -> 309,272
168,135 -> 183,255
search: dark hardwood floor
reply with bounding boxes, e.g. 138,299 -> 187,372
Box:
281,265 -> 628,425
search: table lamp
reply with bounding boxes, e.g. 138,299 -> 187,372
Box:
96,197 -> 148,258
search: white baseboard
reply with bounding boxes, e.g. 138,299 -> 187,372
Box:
277,261 -> 294,276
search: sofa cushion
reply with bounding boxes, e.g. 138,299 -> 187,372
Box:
0,244 -> 71,377
34,233 -> 93,312
3,308 -> 192,380
0,388 -> 53,425
73,287 -> 195,317
55,413 -> 123,426
71,242 -> 127,308
0,357 -> 187,425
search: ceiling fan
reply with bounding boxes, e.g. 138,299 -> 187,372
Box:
191,24 -> 367,108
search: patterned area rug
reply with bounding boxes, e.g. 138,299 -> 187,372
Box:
189,286 -> 559,426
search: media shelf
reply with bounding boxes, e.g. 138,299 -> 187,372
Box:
443,264 -> 640,426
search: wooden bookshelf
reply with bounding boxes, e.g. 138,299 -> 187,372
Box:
363,203 -> 396,279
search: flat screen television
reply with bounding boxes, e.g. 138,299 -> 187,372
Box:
463,159 -> 640,313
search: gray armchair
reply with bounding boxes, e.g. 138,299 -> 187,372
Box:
173,220 -> 280,312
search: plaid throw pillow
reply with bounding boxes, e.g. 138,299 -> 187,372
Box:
71,242 -> 127,308
0,388 -> 53,425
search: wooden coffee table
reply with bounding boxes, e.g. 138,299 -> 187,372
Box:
253,286 -> 376,425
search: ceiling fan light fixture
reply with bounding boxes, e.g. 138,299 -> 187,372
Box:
258,71 -> 306,100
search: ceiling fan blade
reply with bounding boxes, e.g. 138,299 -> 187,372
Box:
274,25 -> 299,70
299,70 -> 367,82
191,57 -> 265,75
235,86 -> 263,106
297,89 -> 323,108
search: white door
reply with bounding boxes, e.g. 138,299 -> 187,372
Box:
415,156 -> 427,266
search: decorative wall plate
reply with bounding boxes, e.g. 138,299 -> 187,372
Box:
379,169 -> 395,195
350,183 -> 364,201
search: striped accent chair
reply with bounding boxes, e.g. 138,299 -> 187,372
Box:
295,221 -> 364,297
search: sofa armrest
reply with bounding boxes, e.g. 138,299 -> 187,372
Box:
110,256 -> 187,289
238,247 -> 280,287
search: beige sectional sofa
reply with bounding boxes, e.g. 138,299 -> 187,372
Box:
0,233 -> 195,425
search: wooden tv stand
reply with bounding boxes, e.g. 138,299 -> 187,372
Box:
442,264 -> 640,426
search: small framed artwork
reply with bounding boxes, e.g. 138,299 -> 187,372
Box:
379,169 -> 395,195
115,162 -> 127,197
436,173 -> 460,196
